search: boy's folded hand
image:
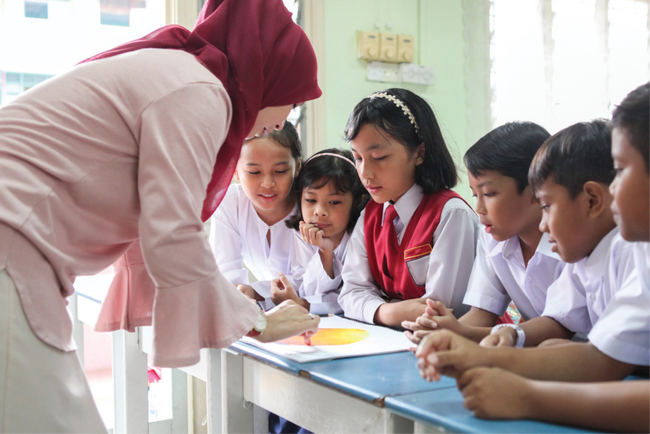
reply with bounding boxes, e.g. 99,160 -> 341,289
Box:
479,327 -> 517,348
415,330 -> 486,381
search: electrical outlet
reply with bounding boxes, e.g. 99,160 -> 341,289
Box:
399,64 -> 434,85
367,61 -> 401,83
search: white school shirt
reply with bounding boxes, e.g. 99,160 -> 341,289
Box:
588,241 -> 649,365
290,230 -> 351,315
541,228 -> 638,335
463,230 -> 565,321
338,184 -> 479,324
210,183 -> 296,306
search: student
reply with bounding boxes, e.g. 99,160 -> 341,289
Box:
419,83 -> 650,433
403,122 -> 565,344
338,89 -> 479,327
210,122 -> 301,308
482,119 -> 636,348
0,0 -> 321,431
271,149 -> 369,314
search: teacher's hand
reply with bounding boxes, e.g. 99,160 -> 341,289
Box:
253,300 -> 320,343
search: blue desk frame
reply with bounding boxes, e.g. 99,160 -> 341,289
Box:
222,342 -> 599,433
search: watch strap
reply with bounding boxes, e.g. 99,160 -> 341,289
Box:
491,323 -> 525,348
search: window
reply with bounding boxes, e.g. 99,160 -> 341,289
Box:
25,1 -> 48,19
490,0 -> 650,133
0,0 -> 165,107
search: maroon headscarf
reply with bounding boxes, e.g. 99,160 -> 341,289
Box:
83,0 -> 321,221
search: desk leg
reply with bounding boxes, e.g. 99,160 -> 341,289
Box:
112,329 -> 148,434
414,421 -> 447,433
68,293 -> 85,368
206,349 -> 223,434
384,412 -> 414,433
221,349 -> 254,434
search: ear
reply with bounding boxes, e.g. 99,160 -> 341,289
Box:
415,143 -> 425,166
583,181 -> 611,218
234,170 -> 240,181
523,186 -> 538,206
294,159 -> 302,176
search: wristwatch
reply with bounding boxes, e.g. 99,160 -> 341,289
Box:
491,323 -> 526,348
246,311 -> 267,337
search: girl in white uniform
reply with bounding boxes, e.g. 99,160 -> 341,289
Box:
210,121 -> 302,309
339,88 -> 479,327
271,149 -> 369,314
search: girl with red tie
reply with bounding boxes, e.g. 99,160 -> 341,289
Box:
339,89 -> 479,327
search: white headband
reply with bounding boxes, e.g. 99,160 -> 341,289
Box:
303,152 -> 356,168
369,92 -> 419,135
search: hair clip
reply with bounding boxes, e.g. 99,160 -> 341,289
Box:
370,92 -> 419,135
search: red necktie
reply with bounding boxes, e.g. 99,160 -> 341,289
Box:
382,204 -> 399,253
379,204 -> 399,281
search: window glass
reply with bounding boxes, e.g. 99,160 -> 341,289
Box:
0,0 -> 165,106
490,0 -> 649,133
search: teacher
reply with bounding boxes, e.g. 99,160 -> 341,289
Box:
0,0 -> 321,431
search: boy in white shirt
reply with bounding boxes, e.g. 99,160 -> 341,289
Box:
403,122 -> 565,344
484,119 -> 636,348
415,82 -> 649,433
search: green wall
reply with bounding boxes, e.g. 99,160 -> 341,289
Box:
320,0 -> 476,201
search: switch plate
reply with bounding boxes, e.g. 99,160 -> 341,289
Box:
357,31 -> 380,60
397,34 -> 415,63
379,32 -> 398,63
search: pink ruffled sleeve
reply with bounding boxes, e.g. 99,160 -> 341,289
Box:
94,241 -> 155,333
99,81 -> 259,367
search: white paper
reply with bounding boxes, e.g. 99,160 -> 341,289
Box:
241,316 -> 414,363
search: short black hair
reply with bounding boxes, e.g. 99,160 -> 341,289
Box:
529,119 -> 614,199
344,88 -> 458,194
247,121 -> 302,161
285,148 -> 369,233
464,121 -> 550,193
611,82 -> 649,172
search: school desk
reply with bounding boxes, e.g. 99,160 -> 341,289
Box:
385,387 -> 597,433
219,341 -> 599,434
75,276 -> 605,434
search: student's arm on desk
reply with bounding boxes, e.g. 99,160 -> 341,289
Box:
416,330 -> 636,382
403,302 -> 497,344
457,367 -> 650,433
374,298 -> 428,327
480,316 -> 572,347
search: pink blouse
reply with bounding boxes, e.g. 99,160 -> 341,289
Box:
0,49 -> 259,367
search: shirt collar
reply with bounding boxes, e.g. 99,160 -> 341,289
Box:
486,232 -> 561,261
381,184 -> 422,227
580,227 -> 619,282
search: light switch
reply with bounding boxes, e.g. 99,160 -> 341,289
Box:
357,31 -> 380,61
379,33 -> 398,63
397,34 -> 415,63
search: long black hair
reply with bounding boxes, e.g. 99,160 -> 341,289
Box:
285,148 -> 369,233
344,88 -> 458,193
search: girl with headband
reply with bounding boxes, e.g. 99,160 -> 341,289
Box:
339,88 -> 479,327
272,149 -> 369,315
0,0 -> 320,430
